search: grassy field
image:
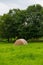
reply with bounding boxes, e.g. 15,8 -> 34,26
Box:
0,42 -> 43,65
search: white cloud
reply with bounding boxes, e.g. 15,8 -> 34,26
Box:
0,2 -> 9,15
7,3 -> 20,9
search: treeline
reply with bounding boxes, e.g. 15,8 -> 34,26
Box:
0,4 -> 43,42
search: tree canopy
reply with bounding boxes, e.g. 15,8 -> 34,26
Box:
0,4 -> 43,42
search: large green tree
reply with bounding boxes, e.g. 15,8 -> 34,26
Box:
0,4 -> 43,42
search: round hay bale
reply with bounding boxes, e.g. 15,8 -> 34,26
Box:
14,39 -> 28,45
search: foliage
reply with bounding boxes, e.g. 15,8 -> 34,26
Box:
0,4 -> 43,42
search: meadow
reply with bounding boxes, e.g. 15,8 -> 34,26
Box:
0,42 -> 43,65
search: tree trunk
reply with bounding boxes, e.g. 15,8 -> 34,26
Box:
7,38 -> 9,42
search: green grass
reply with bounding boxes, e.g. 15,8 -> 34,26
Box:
0,42 -> 43,65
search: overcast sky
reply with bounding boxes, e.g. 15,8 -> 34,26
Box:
0,0 -> 43,15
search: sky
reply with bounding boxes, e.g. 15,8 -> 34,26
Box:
0,0 -> 43,15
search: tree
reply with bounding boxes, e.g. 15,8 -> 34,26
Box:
0,4 -> 43,42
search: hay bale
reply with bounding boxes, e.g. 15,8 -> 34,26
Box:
14,39 -> 28,45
